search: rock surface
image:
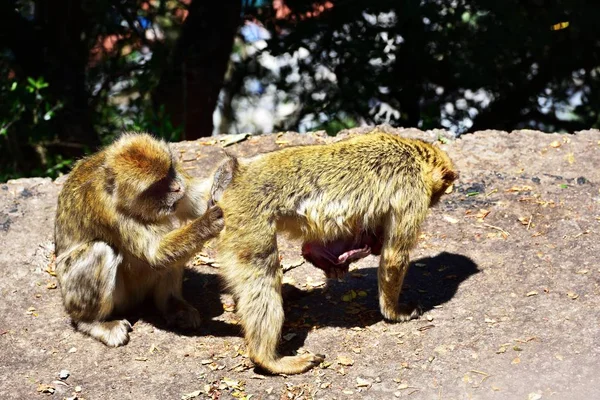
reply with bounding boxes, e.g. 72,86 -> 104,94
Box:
0,126 -> 599,400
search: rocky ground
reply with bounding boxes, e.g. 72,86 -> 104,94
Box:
0,126 -> 599,400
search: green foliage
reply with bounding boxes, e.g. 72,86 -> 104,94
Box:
0,72 -> 66,181
240,0 -> 600,135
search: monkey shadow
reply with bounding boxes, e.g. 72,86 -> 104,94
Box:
278,252 -> 480,355
126,252 -> 478,361
130,269 -> 241,338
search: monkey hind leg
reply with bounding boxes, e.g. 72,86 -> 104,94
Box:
221,242 -> 324,375
153,266 -> 202,330
56,242 -> 132,345
74,319 -> 133,347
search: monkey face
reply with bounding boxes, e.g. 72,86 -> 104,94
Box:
140,172 -> 187,217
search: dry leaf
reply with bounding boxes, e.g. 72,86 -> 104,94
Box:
37,384 -> 55,394
443,215 -> 459,224
512,357 -> 521,364
565,152 -> 575,164
518,216 -> 531,225
337,355 -> 355,366
444,184 -> 454,194
356,377 -> 371,387
181,390 -> 202,400
549,140 -> 561,148
567,291 -> 579,300
46,282 -> 57,290
526,291 -> 538,297
220,133 -> 250,147
476,209 -> 490,222
506,185 -> 533,193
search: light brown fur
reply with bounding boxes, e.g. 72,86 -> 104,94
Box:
55,133 -> 226,346
216,131 -> 457,374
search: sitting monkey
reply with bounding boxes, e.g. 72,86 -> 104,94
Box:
54,133 -> 232,346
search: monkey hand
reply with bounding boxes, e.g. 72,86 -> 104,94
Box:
194,205 -> 225,239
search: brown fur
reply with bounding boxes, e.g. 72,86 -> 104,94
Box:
216,131 -> 457,374
55,133 -> 227,347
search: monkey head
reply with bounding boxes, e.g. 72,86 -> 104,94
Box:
104,133 -> 186,221
427,144 -> 459,206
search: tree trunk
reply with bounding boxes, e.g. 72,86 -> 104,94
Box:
154,0 -> 241,139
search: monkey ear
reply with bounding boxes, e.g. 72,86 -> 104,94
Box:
210,155 -> 238,203
443,169 -> 459,183
431,166 -> 458,187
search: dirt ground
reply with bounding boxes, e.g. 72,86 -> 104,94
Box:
1,127 -> 599,400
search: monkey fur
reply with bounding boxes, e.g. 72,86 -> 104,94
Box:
54,133 -> 230,347
216,131 -> 458,374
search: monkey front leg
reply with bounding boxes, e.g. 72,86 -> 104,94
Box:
378,246 -> 422,322
145,205 -> 224,268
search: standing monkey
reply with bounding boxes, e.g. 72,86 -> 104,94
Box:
216,131 -> 457,374
55,133 -> 231,346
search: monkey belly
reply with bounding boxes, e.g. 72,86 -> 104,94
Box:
301,230 -> 383,277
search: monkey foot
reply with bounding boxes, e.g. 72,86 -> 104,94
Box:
75,319 -> 133,347
381,302 -> 422,322
256,353 -> 325,375
165,301 -> 202,330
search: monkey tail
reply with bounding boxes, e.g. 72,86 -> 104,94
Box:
210,153 -> 239,204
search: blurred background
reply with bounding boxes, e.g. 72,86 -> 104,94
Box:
1,0 -> 599,181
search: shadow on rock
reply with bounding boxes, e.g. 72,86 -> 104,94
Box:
120,252 -> 478,361
126,269 -> 241,338
278,251 -> 479,356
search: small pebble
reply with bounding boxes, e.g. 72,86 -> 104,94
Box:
59,369 -> 70,380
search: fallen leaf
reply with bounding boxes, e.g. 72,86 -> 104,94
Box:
37,384 -> 55,394
193,254 -> 217,267
443,215 -> 459,224
337,355 -> 354,366
46,282 -> 57,290
518,216 -> 532,225
506,186 -> 532,193
526,291 -> 538,297
528,392 -> 542,400
549,140 -> 561,148
283,333 -> 296,341
181,390 -> 202,400
356,377 -> 371,387
220,133 -> 250,147
496,346 -> 507,354
476,209 -> 490,222
512,357 -> 520,364
565,152 -> 575,164
567,291 -> 579,300
444,184 -> 454,194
